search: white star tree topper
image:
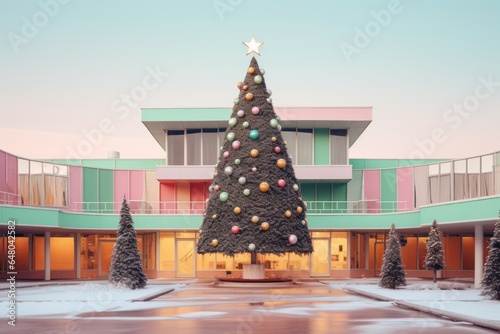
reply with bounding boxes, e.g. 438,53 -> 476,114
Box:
243,36 -> 263,56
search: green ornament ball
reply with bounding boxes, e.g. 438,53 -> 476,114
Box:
270,119 -> 278,128
254,75 -> 262,84
228,118 -> 237,127
219,192 -> 229,202
234,159 -> 241,165
242,121 -> 249,128
249,130 -> 259,140
243,189 -> 251,196
234,98 -> 239,105
227,132 -> 235,141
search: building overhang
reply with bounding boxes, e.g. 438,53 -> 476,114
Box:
141,107 -> 372,151
156,165 -> 352,182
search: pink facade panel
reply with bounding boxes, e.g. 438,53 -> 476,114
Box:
0,151 -> 6,193
6,154 -> 18,200
160,182 -> 175,214
129,170 -> 144,201
114,170 -> 129,213
69,166 -> 83,211
397,167 -> 414,211
363,170 -> 380,213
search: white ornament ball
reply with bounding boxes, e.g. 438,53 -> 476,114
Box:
248,243 -> 256,251
237,110 -> 245,117
293,184 -> 299,191
238,177 -> 246,185
224,166 -> 233,176
267,89 -> 272,96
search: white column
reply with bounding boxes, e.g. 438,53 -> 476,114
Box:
75,232 -> 81,279
474,224 -> 484,288
44,231 -> 50,281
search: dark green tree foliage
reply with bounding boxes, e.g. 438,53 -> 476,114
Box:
197,57 -> 313,256
109,197 -> 147,289
379,224 -> 406,289
482,219 -> 500,300
424,220 -> 445,283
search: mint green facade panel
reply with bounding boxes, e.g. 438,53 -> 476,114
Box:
142,108 -> 231,122
300,182 -> 316,202
316,183 -> 332,212
347,170 -> 363,202
83,168 -> 98,212
333,183 -> 347,212
381,169 -> 397,212
313,128 -> 329,165
98,169 -> 114,213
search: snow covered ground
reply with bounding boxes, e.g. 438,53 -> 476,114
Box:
1,279 -> 499,332
340,282 -> 500,331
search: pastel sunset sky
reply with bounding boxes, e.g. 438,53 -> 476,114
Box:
1,0 -> 499,160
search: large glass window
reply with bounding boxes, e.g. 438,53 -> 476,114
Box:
297,129 -> 313,165
50,236 -> 74,270
454,159 -> 467,200
202,129 -> 218,165
288,253 -> 309,270
197,253 -> 216,271
468,157 -> 480,198
30,161 -> 43,205
332,232 -> 348,269
462,236 -> 474,270
186,129 -> 202,165
159,233 -> 175,270
33,235 -> 45,270
142,233 -> 156,270
330,129 -> 348,165
400,236 -> 417,270
444,235 -> 461,270
80,234 -> 97,270
167,130 -> 185,165
481,155 -> 494,196
282,129 -> 296,163
0,236 -> 28,271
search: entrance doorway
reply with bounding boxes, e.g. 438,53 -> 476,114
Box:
98,239 -> 115,277
311,239 -> 330,276
176,239 -> 195,277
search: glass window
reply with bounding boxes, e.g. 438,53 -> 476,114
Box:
297,129 -> 313,165
167,130 -> 184,165
142,233 -> 156,270
159,233 -> 175,270
30,161 -> 43,205
289,253 -> 309,270
33,235 -> 45,270
186,129 -> 202,165
261,254 -> 287,270
233,253 -> 251,270
454,160 -> 467,200
312,231 -> 330,238
462,236 -> 474,270
332,232 -> 348,269
50,236 -> 74,270
80,234 -> 97,270
468,158 -> 480,198
282,129 -> 296,163
176,232 -> 195,239
444,235 -> 461,270
330,129 -> 348,165
202,129 -> 218,165
481,155 -> 494,196
400,236 -> 417,270
216,254 -> 233,270
0,236 -> 28,270
197,253 -> 216,271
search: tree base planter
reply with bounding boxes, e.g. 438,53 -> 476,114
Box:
243,264 -> 265,279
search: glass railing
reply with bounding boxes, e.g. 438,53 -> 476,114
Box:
68,200 -> 407,215
0,191 -> 22,206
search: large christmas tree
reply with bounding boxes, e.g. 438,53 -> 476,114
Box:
424,219 -> 445,283
481,218 -> 500,300
197,37 -> 313,260
109,197 -> 147,289
379,224 -> 406,289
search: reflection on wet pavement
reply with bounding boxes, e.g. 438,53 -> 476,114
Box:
17,282 -> 498,334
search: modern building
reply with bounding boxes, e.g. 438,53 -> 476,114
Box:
1,107 -> 499,287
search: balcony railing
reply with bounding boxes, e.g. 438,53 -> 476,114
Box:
0,191 -> 22,206
68,200 -> 408,215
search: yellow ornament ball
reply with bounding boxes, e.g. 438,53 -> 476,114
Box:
248,67 -> 255,74
237,81 -> 243,89
245,93 -> 253,101
261,222 -> 270,231
297,206 -> 303,214
285,210 -> 292,218
212,214 -> 217,220
251,149 -> 259,158
251,216 -> 259,223
277,159 -> 287,168
259,182 -> 270,192
234,207 -> 241,215
271,137 -> 277,142
211,239 -> 218,247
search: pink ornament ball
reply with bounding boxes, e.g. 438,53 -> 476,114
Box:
214,185 -> 220,191
274,147 -> 281,153
289,234 -> 297,245
251,107 -> 260,115
223,151 -> 229,158
231,226 -> 240,234
237,110 -> 245,117
278,179 -> 286,187
232,141 -> 241,149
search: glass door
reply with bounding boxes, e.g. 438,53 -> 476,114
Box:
176,239 -> 195,277
98,240 -> 115,277
310,239 -> 330,276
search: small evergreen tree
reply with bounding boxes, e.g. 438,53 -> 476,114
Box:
379,224 -> 406,289
481,219 -> 500,300
424,220 -> 445,283
109,197 -> 147,289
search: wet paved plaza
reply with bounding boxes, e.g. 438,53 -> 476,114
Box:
11,281 -> 497,334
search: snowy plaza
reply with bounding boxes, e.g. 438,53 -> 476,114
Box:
1,278 -> 499,333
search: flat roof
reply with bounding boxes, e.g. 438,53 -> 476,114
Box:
141,107 -> 372,151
